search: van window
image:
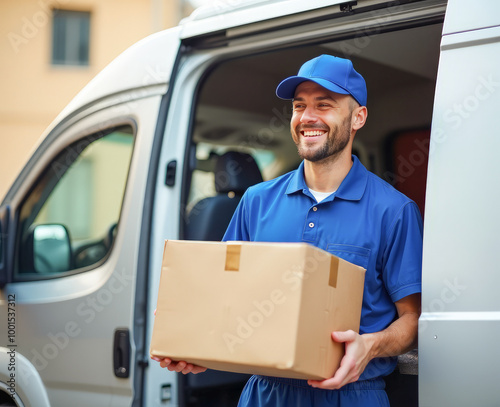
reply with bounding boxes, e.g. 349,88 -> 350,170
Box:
16,126 -> 134,278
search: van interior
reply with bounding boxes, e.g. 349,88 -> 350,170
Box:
182,18 -> 443,407
185,21 -> 442,235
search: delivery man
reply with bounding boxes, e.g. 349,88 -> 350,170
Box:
153,54 -> 423,406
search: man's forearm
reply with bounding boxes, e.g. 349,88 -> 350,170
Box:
364,308 -> 420,359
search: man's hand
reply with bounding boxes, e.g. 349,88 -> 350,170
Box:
307,330 -> 374,390
151,356 -> 207,375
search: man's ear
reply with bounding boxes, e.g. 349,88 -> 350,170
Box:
352,106 -> 368,131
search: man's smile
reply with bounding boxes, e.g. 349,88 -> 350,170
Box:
301,130 -> 327,137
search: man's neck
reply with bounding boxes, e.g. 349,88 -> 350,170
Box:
303,151 -> 353,192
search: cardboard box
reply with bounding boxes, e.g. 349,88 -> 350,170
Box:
150,240 -> 365,380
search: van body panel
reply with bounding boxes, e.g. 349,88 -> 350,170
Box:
443,0 -> 500,35
420,317 -> 500,406
423,25 -> 500,312
184,0 -> 340,23
420,0 -> 500,404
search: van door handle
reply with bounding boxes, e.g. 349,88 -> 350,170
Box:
165,160 -> 177,186
113,328 -> 130,378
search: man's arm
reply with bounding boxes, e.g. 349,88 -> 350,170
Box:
308,292 -> 421,390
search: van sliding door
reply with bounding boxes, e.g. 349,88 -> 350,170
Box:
419,0 -> 500,405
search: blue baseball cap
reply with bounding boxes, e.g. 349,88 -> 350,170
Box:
276,54 -> 367,106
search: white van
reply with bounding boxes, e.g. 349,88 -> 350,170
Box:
1,0 -> 499,405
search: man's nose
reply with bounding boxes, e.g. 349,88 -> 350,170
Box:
299,106 -> 318,123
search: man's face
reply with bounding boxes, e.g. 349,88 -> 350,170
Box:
290,81 -> 355,163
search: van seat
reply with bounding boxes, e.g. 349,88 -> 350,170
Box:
185,151 -> 263,241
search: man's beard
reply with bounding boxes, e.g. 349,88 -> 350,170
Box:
293,115 -> 352,163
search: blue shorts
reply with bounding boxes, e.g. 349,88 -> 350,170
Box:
237,375 -> 390,407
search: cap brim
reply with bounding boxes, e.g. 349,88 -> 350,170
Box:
276,76 -> 350,100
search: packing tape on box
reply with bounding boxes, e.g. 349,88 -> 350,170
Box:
225,243 -> 241,271
329,256 -> 338,288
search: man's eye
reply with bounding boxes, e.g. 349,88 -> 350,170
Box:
293,104 -> 305,110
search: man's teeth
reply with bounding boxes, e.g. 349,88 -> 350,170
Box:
302,131 -> 326,137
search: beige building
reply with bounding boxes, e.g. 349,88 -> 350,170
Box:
0,0 -> 192,199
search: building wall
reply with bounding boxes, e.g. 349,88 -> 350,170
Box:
0,0 -> 185,199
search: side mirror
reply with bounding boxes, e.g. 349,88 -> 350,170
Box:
31,224 -> 72,273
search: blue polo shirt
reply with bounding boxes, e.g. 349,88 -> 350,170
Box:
223,155 -> 423,380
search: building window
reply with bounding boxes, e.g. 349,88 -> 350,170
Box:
52,9 -> 90,66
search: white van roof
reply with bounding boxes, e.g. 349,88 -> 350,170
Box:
179,0 -> 348,39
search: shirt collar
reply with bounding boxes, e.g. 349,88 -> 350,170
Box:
286,155 -> 368,201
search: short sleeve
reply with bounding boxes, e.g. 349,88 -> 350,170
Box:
383,201 -> 423,303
